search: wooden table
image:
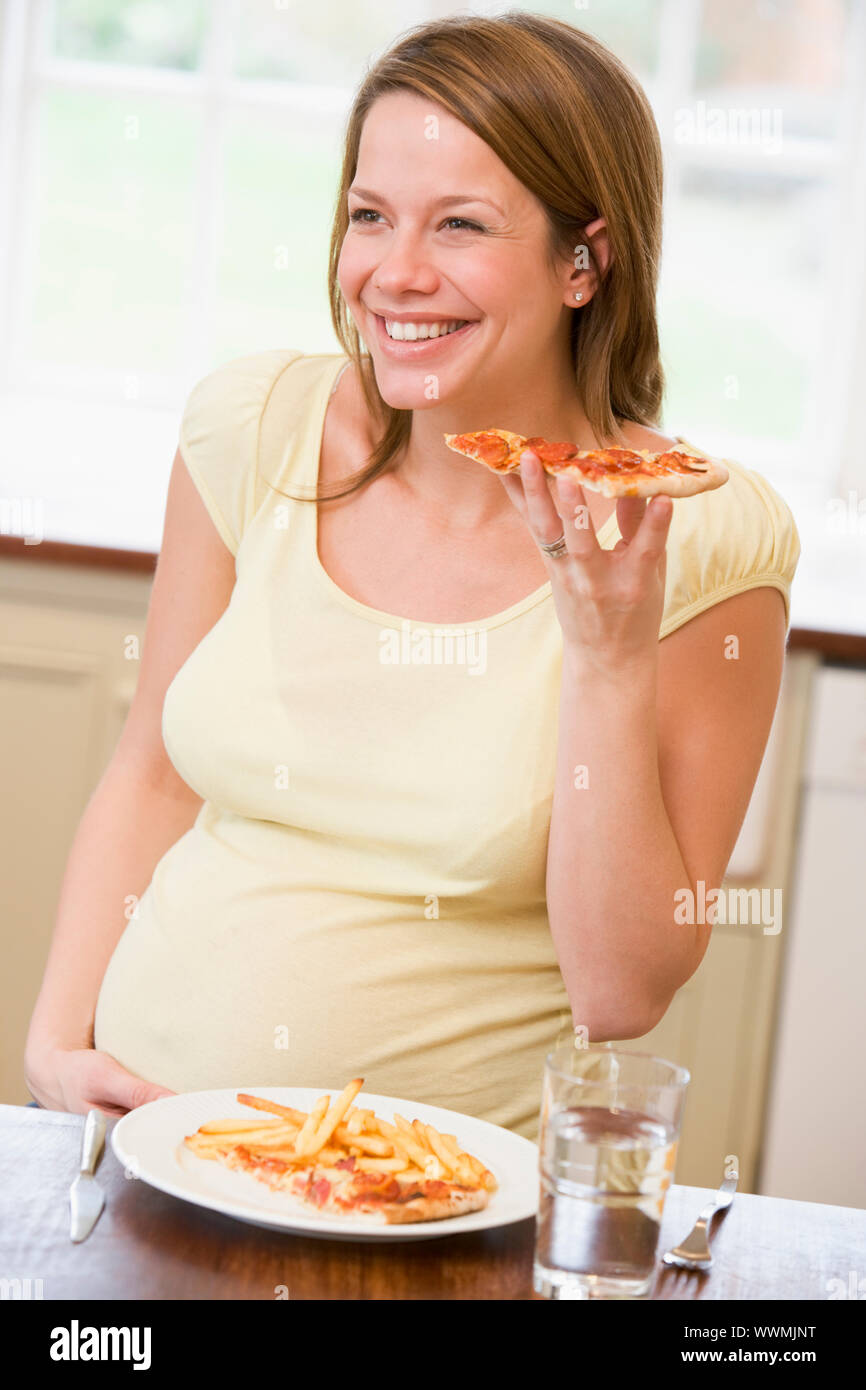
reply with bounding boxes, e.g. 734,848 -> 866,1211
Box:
2,1105 -> 863,1301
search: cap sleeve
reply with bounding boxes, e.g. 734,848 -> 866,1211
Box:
177,348 -> 304,554
658,447 -> 801,639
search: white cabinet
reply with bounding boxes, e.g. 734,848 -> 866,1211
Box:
0,556 -> 152,1104
630,650 -> 819,1191
758,666 -> 866,1207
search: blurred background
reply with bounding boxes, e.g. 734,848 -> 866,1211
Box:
0,1 -> 864,1206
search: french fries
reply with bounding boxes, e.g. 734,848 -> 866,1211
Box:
235,1093 -> 308,1125
294,1095 -> 330,1155
183,1079 -> 498,1195
199,1117 -> 283,1134
307,1078 -> 363,1154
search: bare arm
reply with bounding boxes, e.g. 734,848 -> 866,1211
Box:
25,446 -> 236,1110
500,454 -> 789,1041
546,586 -> 786,1039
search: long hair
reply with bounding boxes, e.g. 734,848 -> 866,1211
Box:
283,9 -> 664,503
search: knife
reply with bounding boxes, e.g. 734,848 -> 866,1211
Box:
69,1109 -> 107,1243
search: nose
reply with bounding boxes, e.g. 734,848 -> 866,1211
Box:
371,228 -> 439,298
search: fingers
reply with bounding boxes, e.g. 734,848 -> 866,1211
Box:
549,471 -> 602,562
518,452 -> 567,545
500,453 -> 604,566
88,1053 -> 176,1112
497,455 -> 672,576
630,494 -> 673,569
615,496 -> 647,544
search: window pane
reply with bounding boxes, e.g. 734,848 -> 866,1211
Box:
659,168 -> 833,450
213,104 -> 346,359
233,0 -> 428,86
50,0 -> 208,70
694,0 -> 852,141
27,87 -> 202,372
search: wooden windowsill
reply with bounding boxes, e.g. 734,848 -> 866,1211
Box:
0,534 -> 157,574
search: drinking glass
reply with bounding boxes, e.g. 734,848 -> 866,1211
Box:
533,1041 -> 690,1299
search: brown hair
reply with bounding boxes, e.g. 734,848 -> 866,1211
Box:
283,9 -> 664,503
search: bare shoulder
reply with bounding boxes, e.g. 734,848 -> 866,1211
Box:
617,420 -> 681,452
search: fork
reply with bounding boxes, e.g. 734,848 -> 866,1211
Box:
660,1171 -> 738,1271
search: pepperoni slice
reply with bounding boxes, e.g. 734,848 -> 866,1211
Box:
451,431 -> 510,469
590,448 -> 644,471
523,437 -> 580,464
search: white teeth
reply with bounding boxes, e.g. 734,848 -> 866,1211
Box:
384,318 -> 468,341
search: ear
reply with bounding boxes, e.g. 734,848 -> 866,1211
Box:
564,216 -> 612,308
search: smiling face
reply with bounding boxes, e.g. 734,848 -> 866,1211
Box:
337,89 -> 579,413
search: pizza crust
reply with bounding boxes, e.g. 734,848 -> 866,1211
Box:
372,1187 -> 490,1224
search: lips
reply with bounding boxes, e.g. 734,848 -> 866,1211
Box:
369,312 -> 478,357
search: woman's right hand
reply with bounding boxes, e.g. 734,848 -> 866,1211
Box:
25,1047 -> 177,1116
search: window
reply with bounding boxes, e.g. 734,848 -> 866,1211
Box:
1,0 -> 864,630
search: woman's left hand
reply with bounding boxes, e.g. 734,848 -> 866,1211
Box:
499,449 -> 674,674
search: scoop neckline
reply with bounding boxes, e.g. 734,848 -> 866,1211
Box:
306,353 -> 685,632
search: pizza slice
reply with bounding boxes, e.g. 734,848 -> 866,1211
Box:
182,1080 -> 498,1226
214,1146 -> 491,1225
444,427 -> 729,498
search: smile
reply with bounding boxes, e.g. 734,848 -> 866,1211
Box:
371,313 -> 478,356
385,318 -> 469,341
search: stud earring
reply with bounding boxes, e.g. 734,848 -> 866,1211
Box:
573,292 -> 583,301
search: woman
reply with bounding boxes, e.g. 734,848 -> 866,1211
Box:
26,14 -> 798,1139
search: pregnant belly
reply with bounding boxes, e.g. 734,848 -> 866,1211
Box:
92,856 -> 565,1138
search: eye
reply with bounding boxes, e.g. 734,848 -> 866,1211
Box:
347,209 -> 484,232
442,216 -> 483,232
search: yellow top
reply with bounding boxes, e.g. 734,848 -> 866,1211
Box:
93,349 -> 801,1140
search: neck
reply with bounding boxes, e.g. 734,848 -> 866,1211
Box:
393,352 -> 605,525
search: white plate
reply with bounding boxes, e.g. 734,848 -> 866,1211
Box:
111,1086 -> 540,1242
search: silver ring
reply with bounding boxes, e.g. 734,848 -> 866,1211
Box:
538,533 -> 569,558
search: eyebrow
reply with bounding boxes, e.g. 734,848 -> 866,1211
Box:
348,186 -> 505,217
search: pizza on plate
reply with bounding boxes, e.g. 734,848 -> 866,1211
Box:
444,428 -> 729,498
183,1078 -> 497,1225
